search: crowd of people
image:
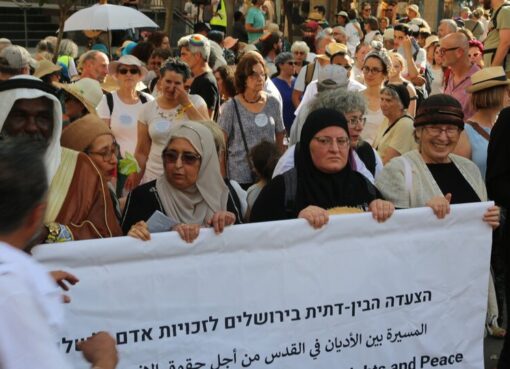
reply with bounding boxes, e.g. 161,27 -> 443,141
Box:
2,0 -> 510,367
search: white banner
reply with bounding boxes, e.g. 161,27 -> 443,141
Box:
34,203 -> 492,369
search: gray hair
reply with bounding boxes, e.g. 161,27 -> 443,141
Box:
332,25 -> 347,36
291,41 -> 310,55
78,50 -> 102,71
58,39 -> 79,58
309,88 -> 366,115
380,86 -> 404,110
440,19 -> 458,33
177,34 -> 211,62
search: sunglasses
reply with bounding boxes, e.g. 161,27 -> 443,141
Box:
118,67 -> 140,75
162,149 -> 201,165
286,61 -> 296,66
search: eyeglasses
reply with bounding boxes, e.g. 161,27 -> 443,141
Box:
248,71 -> 266,80
118,67 -> 140,75
439,47 -> 459,55
293,51 -> 306,55
313,136 -> 350,148
162,149 -> 201,165
362,66 -> 384,74
347,116 -> 366,127
424,125 -> 460,137
286,61 -> 296,66
87,143 -> 119,162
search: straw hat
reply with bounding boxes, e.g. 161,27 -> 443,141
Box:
100,74 -> 119,93
61,114 -> 113,152
223,36 -> 238,50
325,42 -> 348,58
424,35 -> 439,50
54,78 -> 104,113
466,66 -> 510,93
34,59 -> 62,78
108,55 -> 148,78
407,4 -> 420,18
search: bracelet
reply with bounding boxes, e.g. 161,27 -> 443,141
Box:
181,102 -> 194,112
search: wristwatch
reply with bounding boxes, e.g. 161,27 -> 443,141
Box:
45,222 -> 61,243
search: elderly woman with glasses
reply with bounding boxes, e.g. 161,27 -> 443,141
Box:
61,114 -> 122,221
290,41 -> 310,76
123,121 -> 236,243
376,94 -> 499,225
218,52 -> 285,189
373,84 -> 417,165
271,52 -> 296,134
250,108 -> 394,227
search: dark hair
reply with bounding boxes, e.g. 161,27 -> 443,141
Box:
314,5 -> 326,15
150,47 -> 173,60
259,33 -> 281,58
235,52 -> 266,94
234,11 -> 244,22
194,22 -> 211,34
208,30 -> 225,45
215,65 -> 237,98
393,23 -> 410,35
147,31 -> 169,48
160,58 -> 191,81
347,9 -> 359,21
365,16 -> 379,31
249,141 -> 281,181
0,137 -> 47,234
131,41 -> 155,64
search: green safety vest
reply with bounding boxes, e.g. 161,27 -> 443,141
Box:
210,0 -> 227,28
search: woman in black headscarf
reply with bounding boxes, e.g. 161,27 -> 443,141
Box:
250,108 -> 394,228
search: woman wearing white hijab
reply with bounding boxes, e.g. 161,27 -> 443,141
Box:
122,120 -> 235,243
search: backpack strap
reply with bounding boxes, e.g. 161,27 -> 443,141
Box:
137,91 -> 148,104
105,92 -> 114,116
304,62 -> 316,90
283,167 -> 298,215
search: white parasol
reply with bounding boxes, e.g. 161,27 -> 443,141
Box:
63,3 -> 159,32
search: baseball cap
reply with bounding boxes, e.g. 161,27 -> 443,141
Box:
0,45 -> 34,70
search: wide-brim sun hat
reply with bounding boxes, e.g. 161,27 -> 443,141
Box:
34,59 -> 62,79
108,54 -> 147,79
466,66 -> 510,93
424,35 -> 439,50
54,77 -> 103,114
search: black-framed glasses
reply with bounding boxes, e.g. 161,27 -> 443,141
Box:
286,61 -> 297,66
162,149 -> 201,165
118,67 -> 140,75
439,47 -> 459,55
362,66 -> 384,74
87,143 -> 120,162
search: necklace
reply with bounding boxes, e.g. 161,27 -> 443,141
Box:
243,93 -> 262,104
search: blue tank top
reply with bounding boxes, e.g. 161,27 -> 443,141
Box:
464,123 -> 491,178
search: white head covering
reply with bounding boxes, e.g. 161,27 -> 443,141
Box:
156,120 -> 229,225
0,75 -> 63,182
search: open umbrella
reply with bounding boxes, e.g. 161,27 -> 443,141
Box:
63,3 -> 159,57
63,3 -> 159,32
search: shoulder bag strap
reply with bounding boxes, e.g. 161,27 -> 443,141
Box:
232,99 -> 256,175
466,120 -> 491,141
382,114 -> 412,137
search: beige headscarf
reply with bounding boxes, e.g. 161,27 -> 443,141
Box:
156,121 -> 228,225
